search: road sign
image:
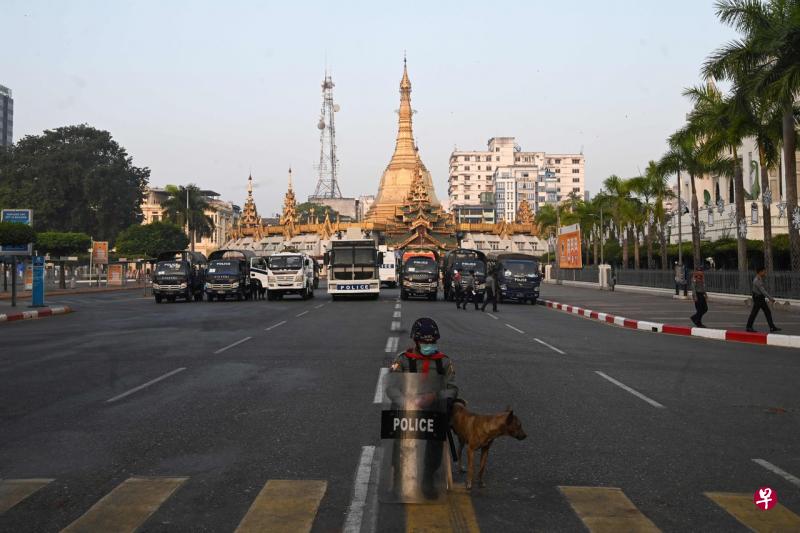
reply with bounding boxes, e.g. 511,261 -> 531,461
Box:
32,255 -> 45,307
0,209 -> 33,256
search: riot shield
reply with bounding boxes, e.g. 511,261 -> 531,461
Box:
378,372 -> 448,503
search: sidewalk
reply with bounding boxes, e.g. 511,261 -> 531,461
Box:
0,284 -> 143,301
541,282 -> 800,336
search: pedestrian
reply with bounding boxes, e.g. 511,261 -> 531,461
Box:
481,268 -> 498,312
746,266 -> 781,333
689,265 -> 707,328
674,261 -> 686,296
461,269 -> 478,310
453,270 -> 463,308
390,318 -> 458,499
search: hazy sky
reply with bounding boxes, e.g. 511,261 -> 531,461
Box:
4,1 -> 737,216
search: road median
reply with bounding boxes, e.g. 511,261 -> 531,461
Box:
0,305 -> 73,323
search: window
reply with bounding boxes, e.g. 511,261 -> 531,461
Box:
522,172 -> 529,177
453,195 -> 458,200
573,187 -> 580,192
555,168 -> 561,173
572,168 -> 580,173
495,147 -> 500,152
515,157 -> 520,162
572,177 -> 580,183
152,214 -> 159,222
485,155 -> 491,161
463,155 -> 471,161
464,175 -> 470,181
572,158 -> 580,164
465,166 -> 470,171
495,156 -> 499,161
486,165 -> 491,170
477,165 -> 481,170
465,195 -> 471,200
555,159 -> 561,164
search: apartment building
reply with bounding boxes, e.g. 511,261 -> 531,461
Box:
449,137 -> 585,222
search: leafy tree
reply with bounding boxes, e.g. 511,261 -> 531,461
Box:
296,202 -> 342,223
0,125 -> 149,240
0,221 -> 35,246
36,231 -> 91,288
601,175 -> 633,267
160,185 -> 214,252
115,222 -> 189,259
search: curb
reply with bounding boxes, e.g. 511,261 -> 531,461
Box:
0,286 -> 142,301
537,299 -> 800,349
0,306 -> 73,323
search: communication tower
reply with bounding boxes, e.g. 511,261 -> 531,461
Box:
312,72 -> 342,198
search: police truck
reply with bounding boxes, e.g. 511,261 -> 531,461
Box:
325,239 -> 382,300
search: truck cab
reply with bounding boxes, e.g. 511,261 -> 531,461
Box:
325,239 -> 382,300
249,256 -> 268,299
442,248 -> 487,302
400,249 -> 439,301
265,252 -> 315,300
489,253 -> 541,304
205,249 -> 256,301
152,250 -> 207,303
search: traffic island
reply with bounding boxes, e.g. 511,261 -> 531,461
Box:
0,305 -> 73,323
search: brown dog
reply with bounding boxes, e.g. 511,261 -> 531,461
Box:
451,400 -> 527,489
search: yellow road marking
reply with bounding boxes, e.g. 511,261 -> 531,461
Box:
61,476 -> 186,533
706,492 -> 800,532
235,479 -> 327,533
559,486 -> 660,532
0,478 -> 54,513
405,489 -> 480,533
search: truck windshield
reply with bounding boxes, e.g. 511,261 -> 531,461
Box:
455,260 -> 485,275
404,257 -> 437,273
502,260 -> 539,276
155,261 -> 187,275
208,261 -> 239,274
269,256 -> 302,270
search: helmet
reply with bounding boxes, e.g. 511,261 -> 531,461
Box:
411,317 -> 440,343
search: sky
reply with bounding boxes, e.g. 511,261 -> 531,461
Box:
3,0 -> 739,216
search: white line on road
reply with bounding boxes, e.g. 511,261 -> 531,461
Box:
534,337 -> 566,355
106,367 -> 187,403
265,320 -> 287,331
753,459 -> 800,488
505,323 -> 525,334
314,303 -> 325,309
373,368 -> 389,403
486,313 -> 499,320
213,336 -> 252,354
394,303 -> 401,310
296,310 -> 309,317
594,371 -> 665,409
391,321 -> 401,331
384,336 -> 399,353
392,311 -> 401,318
343,445 -> 376,533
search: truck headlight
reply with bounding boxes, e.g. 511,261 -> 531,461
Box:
180,282 -> 188,289
231,281 -> 239,288
268,276 -> 276,282
152,283 -> 160,289
295,273 -> 304,282
204,283 -> 210,289
500,284 -> 507,290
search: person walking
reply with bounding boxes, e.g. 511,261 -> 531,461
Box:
689,265 -> 707,328
746,266 -> 781,333
461,269 -> 478,310
481,268 -> 498,312
453,270 -> 463,309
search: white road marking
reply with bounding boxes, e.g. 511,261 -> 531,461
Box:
594,371 -> 665,409
106,367 -> 187,403
343,445 -> 376,533
265,320 -> 287,331
534,337 -> 566,355
392,310 -> 401,318
390,321 -> 401,331
296,310 -> 309,317
314,304 -> 325,309
384,336 -> 399,353
505,323 -> 525,334
373,368 -> 389,403
213,336 -> 252,354
486,313 -> 499,320
394,303 -> 401,310
752,459 -> 800,488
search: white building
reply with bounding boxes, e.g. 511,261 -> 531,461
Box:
449,137 -> 585,222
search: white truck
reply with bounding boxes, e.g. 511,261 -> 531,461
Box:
378,245 -> 398,288
325,239 -> 382,300
265,252 -> 316,300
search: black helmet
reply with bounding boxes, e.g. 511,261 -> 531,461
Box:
411,317 -> 440,343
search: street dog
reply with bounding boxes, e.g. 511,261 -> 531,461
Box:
451,400 -> 527,489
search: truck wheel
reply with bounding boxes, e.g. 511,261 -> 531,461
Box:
167,296 -> 176,303
400,290 -> 408,300
195,291 -> 203,302
155,295 -> 162,304
237,292 -> 243,301
428,292 -> 437,301
531,298 -> 537,305
371,293 -> 379,300
207,294 -> 214,302
185,290 -> 193,302
332,294 -> 340,301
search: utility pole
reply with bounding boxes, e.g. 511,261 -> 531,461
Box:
677,171 -> 682,267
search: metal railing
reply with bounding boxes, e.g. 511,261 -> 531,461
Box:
556,266 -> 600,284
615,269 -> 800,300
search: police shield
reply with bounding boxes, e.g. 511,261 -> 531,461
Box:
378,372 -> 449,503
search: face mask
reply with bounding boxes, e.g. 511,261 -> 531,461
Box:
420,344 -> 438,355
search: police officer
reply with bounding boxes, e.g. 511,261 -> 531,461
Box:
391,318 -> 458,498
452,269 -> 464,308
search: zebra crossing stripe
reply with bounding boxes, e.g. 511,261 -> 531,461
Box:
559,486 -> 660,532
405,488 -> 479,533
235,479 -> 327,533
0,479 -> 54,514
62,477 -> 187,533
705,492 -> 800,532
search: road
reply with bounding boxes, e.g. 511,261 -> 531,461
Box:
1,287 -> 799,532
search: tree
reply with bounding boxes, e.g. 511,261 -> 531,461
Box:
0,125 -> 149,241
602,175 -> 632,267
296,202 -> 342,223
705,0 -> 800,269
160,185 -> 214,252
115,222 -> 190,259
0,221 -> 35,246
36,232 -> 91,288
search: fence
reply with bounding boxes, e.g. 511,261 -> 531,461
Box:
612,269 -> 800,300
555,266 -> 600,284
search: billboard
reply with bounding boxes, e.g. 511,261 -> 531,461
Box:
108,264 -> 124,286
92,241 -> 109,265
558,224 -> 582,269
1,209 -> 33,256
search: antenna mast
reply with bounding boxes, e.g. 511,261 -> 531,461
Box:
312,72 -> 342,198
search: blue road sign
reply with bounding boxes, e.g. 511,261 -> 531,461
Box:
32,255 -> 45,307
1,209 -> 33,255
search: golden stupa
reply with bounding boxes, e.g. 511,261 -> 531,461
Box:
366,59 -> 440,223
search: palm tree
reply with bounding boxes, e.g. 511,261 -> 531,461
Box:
705,0 -> 800,270
161,184 -> 215,252
602,175 -> 632,268
628,162 -> 666,269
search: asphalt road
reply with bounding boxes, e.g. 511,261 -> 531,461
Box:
1,286 -> 799,532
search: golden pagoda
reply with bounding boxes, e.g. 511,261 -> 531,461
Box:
366,58 -> 440,223
231,174 -> 262,240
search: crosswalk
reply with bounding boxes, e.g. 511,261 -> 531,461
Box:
2,477 -> 799,532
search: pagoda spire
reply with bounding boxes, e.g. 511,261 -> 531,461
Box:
388,55 -> 417,169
